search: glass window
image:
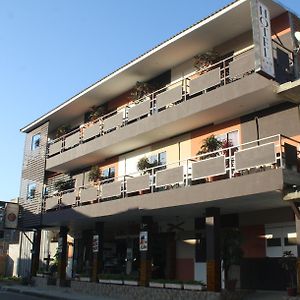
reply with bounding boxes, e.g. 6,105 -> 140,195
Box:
31,134 -> 41,151
158,151 -> 166,165
216,130 -> 239,147
266,238 -> 281,247
102,167 -> 115,180
27,183 -> 37,200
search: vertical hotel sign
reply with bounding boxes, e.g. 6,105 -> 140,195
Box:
251,0 -> 275,79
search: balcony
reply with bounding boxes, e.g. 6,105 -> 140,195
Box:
43,135 -> 300,226
46,44 -> 294,173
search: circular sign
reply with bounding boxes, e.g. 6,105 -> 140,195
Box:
7,213 -> 17,222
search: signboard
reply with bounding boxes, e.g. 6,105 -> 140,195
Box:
251,0 -> 275,79
139,231 -> 148,251
92,234 -> 99,253
57,237 -> 63,253
4,202 -> 19,229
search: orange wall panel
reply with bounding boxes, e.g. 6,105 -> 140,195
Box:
176,258 -> 194,281
191,119 -> 241,156
241,225 -> 266,258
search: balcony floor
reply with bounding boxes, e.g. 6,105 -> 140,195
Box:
42,169 -> 289,228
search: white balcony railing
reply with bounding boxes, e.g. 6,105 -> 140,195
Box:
43,134 -> 300,212
47,42 -> 294,159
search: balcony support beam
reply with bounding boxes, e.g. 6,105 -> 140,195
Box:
30,229 -> 41,277
206,207 -> 221,292
139,216 -> 153,286
91,222 -> 104,282
57,226 -> 69,287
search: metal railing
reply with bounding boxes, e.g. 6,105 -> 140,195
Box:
47,46 -> 260,158
43,134 -> 300,212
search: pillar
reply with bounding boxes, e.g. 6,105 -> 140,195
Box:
195,217 -> 206,282
91,222 -> 104,282
30,229 -> 41,277
126,238 -> 133,275
206,207 -> 221,292
296,217 -> 300,293
57,226 -> 68,286
139,216 -> 153,286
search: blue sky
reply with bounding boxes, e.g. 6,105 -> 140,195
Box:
0,0 -> 300,201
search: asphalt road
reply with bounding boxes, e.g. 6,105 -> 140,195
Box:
0,291 -> 45,300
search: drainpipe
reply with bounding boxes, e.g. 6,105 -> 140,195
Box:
255,117 -> 260,145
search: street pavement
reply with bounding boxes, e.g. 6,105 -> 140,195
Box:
0,290 -> 44,300
0,285 -> 119,300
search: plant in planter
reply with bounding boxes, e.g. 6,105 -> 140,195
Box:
54,179 -> 74,192
197,135 -> 222,158
221,228 -> 243,291
88,165 -> 102,183
87,105 -> 106,122
130,81 -> 153,103
137,157 -> 157,174
279,251 -> 297,296
55,125 -> 71,138
194,50 -> 220,73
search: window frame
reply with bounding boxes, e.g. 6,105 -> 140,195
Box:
31,133 -> 41,151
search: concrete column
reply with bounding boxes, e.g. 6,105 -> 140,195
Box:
30,229 -> 41,277
296,217 -> 300,293
91,222 -> 104,282
126,238 -> 133,275
206,207 -> 221,292
195,217 -> 206,282
139,216 -> 153,286
57,226 -> 68,286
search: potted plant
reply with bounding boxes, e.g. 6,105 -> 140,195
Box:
87,105 -> 106,122
54,179 -> 74,192
137,157 -> 157,174
88,165 -> 102,183
279,251 -> 297,296
130,81 -> 153,103
194,50 -> 220,74
123,274 -> 138,286
55,125 -> 71,138
197,135 -> 223,158
183,280 -> 206,291
149,278 -> 165,288
221,228 -> 243,291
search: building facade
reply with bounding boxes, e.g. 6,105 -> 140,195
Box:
19,0 -> 300,292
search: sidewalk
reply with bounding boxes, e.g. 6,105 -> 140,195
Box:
0,284 -> 119,300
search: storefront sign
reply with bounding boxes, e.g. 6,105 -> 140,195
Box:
4,202 -> 19,229
92,234 -> 99,253
139,231 -> 148,251
251,0 -> 275,78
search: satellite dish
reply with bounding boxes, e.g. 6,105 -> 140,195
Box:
295,31 -> 300,45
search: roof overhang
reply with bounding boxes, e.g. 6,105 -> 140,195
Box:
21,0 -> 287,133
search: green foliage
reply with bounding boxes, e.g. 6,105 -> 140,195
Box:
54,179 -> 74,192
130,81 -> 153,102
55,125 -> 71,138
88,105 -> 106,121
279,251 -> 297,288
197,135 -> 222,157
137,157 -> 157,173
88,165 -> 101,182
194,50 -> 220,72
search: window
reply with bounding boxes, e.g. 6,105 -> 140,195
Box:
149,151 -> 167,166
216,130 -> 239,147
31,134 -> 41,151
27,183 -> 37,200
102,167 -> 115,182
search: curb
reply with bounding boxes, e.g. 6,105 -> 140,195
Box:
0,285 -> 70,300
